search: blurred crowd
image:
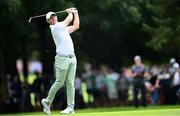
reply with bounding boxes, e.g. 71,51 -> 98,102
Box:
2,56 -> 180,112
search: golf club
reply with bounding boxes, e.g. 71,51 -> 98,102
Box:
28,10 -> 67,23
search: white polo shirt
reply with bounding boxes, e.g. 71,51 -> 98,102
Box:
50,22 -> 74,55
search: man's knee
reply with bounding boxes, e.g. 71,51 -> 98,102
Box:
54,80 -> 64,87
66,80 -> 74,87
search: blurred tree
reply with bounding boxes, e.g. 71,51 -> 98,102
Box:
142,0 -> 180,59
0,0 -> 23,103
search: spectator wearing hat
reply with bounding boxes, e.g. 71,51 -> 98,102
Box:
168,58 -> 176,76
171,63 -> 180,104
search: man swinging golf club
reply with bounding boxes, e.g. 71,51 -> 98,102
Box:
41,7 -> 79,115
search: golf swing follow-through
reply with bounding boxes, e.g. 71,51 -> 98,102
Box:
28,8 -> 76,23
37,7 -> 79,115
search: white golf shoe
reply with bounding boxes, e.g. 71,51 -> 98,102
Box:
60,107 -> 75,114
41,98 -> 51,115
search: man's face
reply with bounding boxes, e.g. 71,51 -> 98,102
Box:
135,59 -> 142,66
47,15 -> 57,25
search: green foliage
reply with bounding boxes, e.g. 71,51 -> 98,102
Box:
142,0 -> 180,55
0,0 -> 180,75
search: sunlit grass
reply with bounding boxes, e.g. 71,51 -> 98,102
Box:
2,105 -> 180,116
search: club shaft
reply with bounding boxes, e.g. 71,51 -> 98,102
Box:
55,10 -> 67,14
30,10 -> 66,19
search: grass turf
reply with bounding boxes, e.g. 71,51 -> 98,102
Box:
2,105 -> 180,116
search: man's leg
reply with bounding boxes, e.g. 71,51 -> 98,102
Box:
133,84 -> 139,108
46,68 -> 67,105
60,57 -> 77,114
66,57 -> 77,109
42,67 -> 67,115
141,84 -> 147,107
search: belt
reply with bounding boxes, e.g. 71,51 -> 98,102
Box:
57,53 -> 74,58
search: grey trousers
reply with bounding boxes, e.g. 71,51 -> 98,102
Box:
46,54 -> 77,109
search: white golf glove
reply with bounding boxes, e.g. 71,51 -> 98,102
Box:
66,7 -> 77,13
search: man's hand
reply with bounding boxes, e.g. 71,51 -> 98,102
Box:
72,8 -> 78,14
66,7 -> 76,13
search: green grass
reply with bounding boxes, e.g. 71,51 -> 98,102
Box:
2,105 -> 180,116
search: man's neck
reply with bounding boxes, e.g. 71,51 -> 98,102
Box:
50,21 -> 58,25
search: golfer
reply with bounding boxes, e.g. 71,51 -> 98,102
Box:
41,7 -> 79,115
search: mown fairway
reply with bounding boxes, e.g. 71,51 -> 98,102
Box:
2,105 -> 180,116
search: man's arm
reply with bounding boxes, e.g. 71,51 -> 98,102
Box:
66,9 -> 80,34
63,13 -> 73,26
63,8 -> 75,26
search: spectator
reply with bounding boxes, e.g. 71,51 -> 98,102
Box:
132,55 -> 147,107
74,75 -> 83,108
116,68 -> 130,106
7,75 -> 22,112
168,58 -> 176,76
94,65 -> 108,107
81,63 -> 95,107
21,76 -> 32,111
171,63 -> 180,104
148,66 -> 160,105
158,65 -> 171,104
105,67 -> 119,106
31,72 -> 43,107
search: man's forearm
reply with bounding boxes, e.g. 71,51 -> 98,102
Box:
63,12 -> 73,26
64,8 -> 80,33
67,13 -> 73,22
73,12 -> 80,29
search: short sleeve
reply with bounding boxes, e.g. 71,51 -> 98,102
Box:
56,22 -> 66,29
65,26 -> 70,32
